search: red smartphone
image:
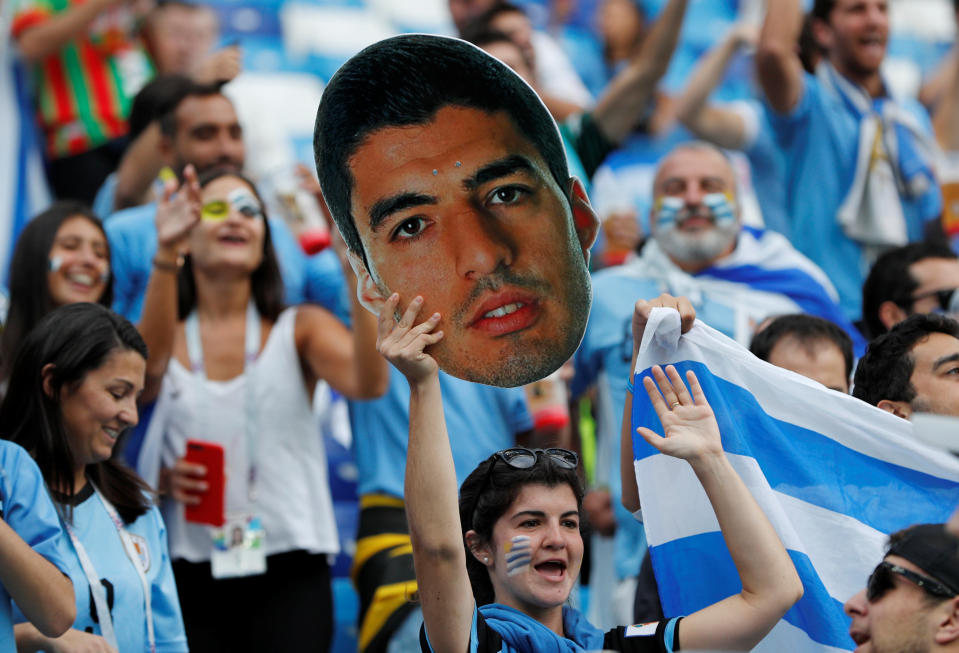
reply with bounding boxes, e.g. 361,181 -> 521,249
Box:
183,440 -> 225,527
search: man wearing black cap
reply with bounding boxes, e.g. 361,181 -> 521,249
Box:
845,524 -> 959,652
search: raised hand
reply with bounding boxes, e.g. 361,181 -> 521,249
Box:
636,365 -> 723,463
376,294 -> 443,384
155,164 -> 201,252
631,294 -> 696,352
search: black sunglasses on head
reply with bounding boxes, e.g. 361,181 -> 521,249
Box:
866,561 -> 957,603
466,448 -> 579,526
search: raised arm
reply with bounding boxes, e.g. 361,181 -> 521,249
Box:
675,23 -> 757,150
620,296 -> 695,513
933,43 -> 959,150
14,0 -> 125,61
138,166 -> 201,405
638,365 -> 803,650
294,223 -> 387,399
592,0 -> 689,144
756,0 -> 806,113
114,124 -> 164,211
377,296 -> 474,653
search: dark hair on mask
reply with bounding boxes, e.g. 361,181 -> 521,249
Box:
313,34 -> 570,271
750,313 -> 854,381
458,454 -> 585,606
853,313 -> 959,406
861,241 -> 957,340
177,167 -> 285,321
2,202 -> 113,385
0,303 -> 151,523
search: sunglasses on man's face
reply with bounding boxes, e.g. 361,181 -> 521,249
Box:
898,288 -> 959,314
865,561 -> 957,603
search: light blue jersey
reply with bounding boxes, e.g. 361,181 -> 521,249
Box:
0,441 -> 70,652
766,72 -> 941,320
350,366 -> 533,498
105,202 -> 348,323
15,486 -> 187,652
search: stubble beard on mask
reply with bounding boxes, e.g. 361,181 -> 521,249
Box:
372,252 -> 592,388
654,218 -> 739,266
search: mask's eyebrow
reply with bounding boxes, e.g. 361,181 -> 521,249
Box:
462,155 -> 535,192
369,193 -> 437,232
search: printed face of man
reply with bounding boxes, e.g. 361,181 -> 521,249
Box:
347,105 -> 597,387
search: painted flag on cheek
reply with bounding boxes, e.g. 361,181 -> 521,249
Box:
629,308 -> 959,652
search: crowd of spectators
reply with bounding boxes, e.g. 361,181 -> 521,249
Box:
1,0 -> 959,651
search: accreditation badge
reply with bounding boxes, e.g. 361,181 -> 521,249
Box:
210,514 -> 267,579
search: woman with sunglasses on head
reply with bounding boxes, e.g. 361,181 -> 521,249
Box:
1,202 -> 113,388
3,302 -> 187,653
379,293 -> 803,652
135,166 -> 387,651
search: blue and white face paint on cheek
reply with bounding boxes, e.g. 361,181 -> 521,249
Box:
652,196 -> 684,229
702,192 -> 737,224
505,535 -> 532,576
48,255 -> 63,272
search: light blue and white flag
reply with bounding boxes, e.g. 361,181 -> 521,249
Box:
0,12 -> 51,290
630,308 -> 959,652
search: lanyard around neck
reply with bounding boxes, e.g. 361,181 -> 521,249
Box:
184,300 -> 261,501
62,484 -> 156,653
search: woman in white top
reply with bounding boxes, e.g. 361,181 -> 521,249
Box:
137,165 -> 387,652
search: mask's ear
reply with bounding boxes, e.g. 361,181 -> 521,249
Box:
41,363 -> 57,399
877,399 -> 913,420
465,530 -> 493,567
568,177 -> 599,266
347,250 -> 390,316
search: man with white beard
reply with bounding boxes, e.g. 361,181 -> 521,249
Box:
570,140 -> 862,627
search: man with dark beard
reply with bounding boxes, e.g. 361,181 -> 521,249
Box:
570,140 -> 861,626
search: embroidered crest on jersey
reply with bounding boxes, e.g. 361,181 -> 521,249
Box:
625,622 -> 658,637
129,533 -> 151,572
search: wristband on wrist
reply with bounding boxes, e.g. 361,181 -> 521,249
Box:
152,255 -> 183,272
626,379 -> 634,394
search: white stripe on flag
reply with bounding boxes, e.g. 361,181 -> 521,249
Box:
752,619 -> 852,653
636,454 -> 887,602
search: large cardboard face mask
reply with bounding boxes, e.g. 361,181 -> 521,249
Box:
343,105 -> 597,387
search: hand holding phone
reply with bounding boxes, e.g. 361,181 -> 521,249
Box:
182,440 -> 225,527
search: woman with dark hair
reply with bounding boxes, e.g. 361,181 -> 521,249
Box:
2,302 -> 187,652
1,201 -> 113,384
378,294 -> 804,653
135,166 -> 387,651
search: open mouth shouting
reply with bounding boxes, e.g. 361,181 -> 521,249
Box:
533,559 -> 568,582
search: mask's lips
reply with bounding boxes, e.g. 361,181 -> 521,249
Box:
467,290 -> 542,336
